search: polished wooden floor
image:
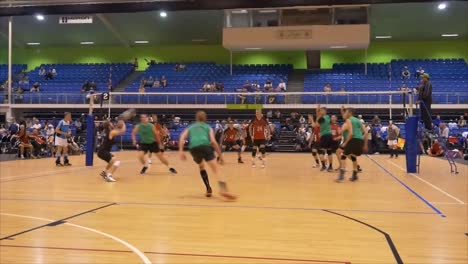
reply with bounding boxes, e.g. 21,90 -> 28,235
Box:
0,151 -> 466,264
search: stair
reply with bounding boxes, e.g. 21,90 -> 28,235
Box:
274,130 -> 299,152
114,70 -> 143,92
286,69 -> 306,104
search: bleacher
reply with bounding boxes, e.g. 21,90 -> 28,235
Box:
121,62 -> 291,104
17,63 -> 134,104
303,58 -> 468,104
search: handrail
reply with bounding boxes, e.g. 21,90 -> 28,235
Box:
110,91 -> 411,96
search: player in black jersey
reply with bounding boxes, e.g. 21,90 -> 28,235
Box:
97,120 -> 127,182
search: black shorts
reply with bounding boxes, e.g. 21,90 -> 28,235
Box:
319,134 -> 333,149
139,143 -> 159,154
97,149 -> 113,163
310,141 -> 319,150
344,138 -> 364,156
245,136 -> 253,146
190,145 -> 216,164
253,139 -> 267,147
330,140 -> 341,152
223,140 -> 242,149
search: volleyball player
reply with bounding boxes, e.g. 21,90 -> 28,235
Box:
98,120 -> 126,182
55,112 -> 72,166
316,105 -> 333,172
178,111 -> 236,200
330,115 -> 342,169
147,114 -> 166,164
221,121 -> 244,163
307,114 -> 321,168
132,114 -> 177,175
249,110 -> 271,168
336,107 -> 368,182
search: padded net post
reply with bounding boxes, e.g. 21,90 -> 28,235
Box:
85,114 -> 95,166
405,116 -> 419,173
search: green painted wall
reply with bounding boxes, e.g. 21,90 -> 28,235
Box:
1,40 -> 466,70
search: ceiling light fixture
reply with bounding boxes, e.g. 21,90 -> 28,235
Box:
134,40 -> 149,44
375,35 -> 392,39
191,39 -> 207,42
330,45 -> 348,49
27,42 -> 41,45
232,10 -> 248,14
35,14 -> 45,21
80,41 -> 94,45
160,11 -> 167,17
437,3 -> 447,10
258,10 -> 277,14
245,47 -> 262,50
441,34 -> 458,37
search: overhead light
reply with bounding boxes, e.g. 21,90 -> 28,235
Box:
245,47 -> 262,50
134,40 -> 149,44
27,42 -> 41,45
80,41 -> 94,45
35,14 -> 45,21
232,10 -> 248,14
191,39 -> 207,42
437,3 -> 447,10
258,10 -> 277,13
160,11 -> 167,17
330,45 -> 348,49
375,35 -> 392,39
441,34 -> 458,37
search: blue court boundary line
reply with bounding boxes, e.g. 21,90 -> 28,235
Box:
0,198 -> 438,216
366,155 -> 446,218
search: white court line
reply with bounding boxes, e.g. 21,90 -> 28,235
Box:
431,202 -> 465,205
0,213 -> 152,264
387,160 -> 466,205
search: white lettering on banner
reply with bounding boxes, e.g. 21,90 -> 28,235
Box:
59,16 -> 93,24
276,30 -> 313,39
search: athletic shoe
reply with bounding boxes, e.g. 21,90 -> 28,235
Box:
238,158 -> 244,164
335,169 -> 345,182
106,175 -> 116,182
206,187 -> 213,197
320,166 -> 327,171
20,155 -> 24,159
220,191 -> 237,201
349,171 -> 359,182
140,166 -> 148,175
327,166 -> 334,172
56,159 -> 63,166
100,171 -> 107,180
251,162 -> 256,168
169,167 -> 177,174
64,160 -> 72,166
357,165 -> 363,173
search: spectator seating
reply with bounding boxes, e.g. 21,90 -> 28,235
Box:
303,58 -> 468,104
0,64 -> 27,84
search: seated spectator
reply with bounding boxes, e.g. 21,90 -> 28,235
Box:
238,87 -> 248,104
139,85 -> 145,93
401,66 -> 410,79
399,83 -> 410,92
51,67 -> 57,77
458,116 -> 466,127
30,82 -> 41,92
174,63 -> 180,72
30,128 -> 46,157
16,87 -> 25,94
153,77 -> 160,88
89,81 -> 97,91
179,63 -> 186,71
38,66 -> 46,76
161,76 -> 167,87
144,76 -> 154,87
439,123 -> 449,138
428,139 -> 444,157
433,115 -> 442,127
323,83 -> 332,92
215,81 -> 224,92
19,75 -> 29,85
81,80 -> 91,93
264,79 -> 273,91
276,79 -> 286,91
44,69 -> 54,80
251,80 -> 260,91
339,87 -> 346,92
74,119 -> 83,134
200,82 -> 212,92
243,80 -> 251,91
415,66 -> 425,78
31,118 -> 42,130
17,126 -> 35,159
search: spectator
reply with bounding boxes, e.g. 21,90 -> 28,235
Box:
153,77 -> 160,88
458,116 -> 466,127
107,78 -> 113,91
17,126 -> 35,159
31,118 -> 42,130
277,79 -> 286,91
161,76 -> 167,87
439,123 -> 449,138
267,90 -> 276,104
44,68 -> 53,80
358,114 -> 365,124
89,80 -> 97,91
339,87 -> 346,92
30,82 -> 41,92
30,128 -> 46,157
74,119 -> 83,134
179,63 -> 186,71
266,110 -> 273,119
139,85 -> 145,93
216,81 -> 224,92
418,73 -> 433,130
275,110 -> 282,120
372,115 -> 381,127
433,115 -> 442,127
144,77 -> 154,88
38,66 -> 46,76
51,67 -> 57,77
323,83 -> 332,92
428,139 -> 444,157
401,66 -> 410,79
299,115 -> 306,124
264,79 -> 273,91
81,80 -> 90,93
238,87 -> 247,104
200,82 -> 212,92
174,63 -> 180,72
133,58 -> 139,69
251,80 -> 260,91
415,66 -> 425,78
243,80 -> 251,92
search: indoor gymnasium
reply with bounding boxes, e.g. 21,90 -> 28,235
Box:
0,1 -> 467,263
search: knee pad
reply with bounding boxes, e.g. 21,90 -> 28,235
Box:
252,149 -> 257,157
259,146 -> 266,155
312,151 -> 318,157
318,149 -> 325,155
341,154 -> 347,160
113,160 -> 121,167
326,149 -> 333,155
350,156 -> 357,162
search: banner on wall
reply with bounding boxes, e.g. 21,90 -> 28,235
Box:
59,16 -> 93,24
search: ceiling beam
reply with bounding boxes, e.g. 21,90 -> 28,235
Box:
96,13 -> 130,48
